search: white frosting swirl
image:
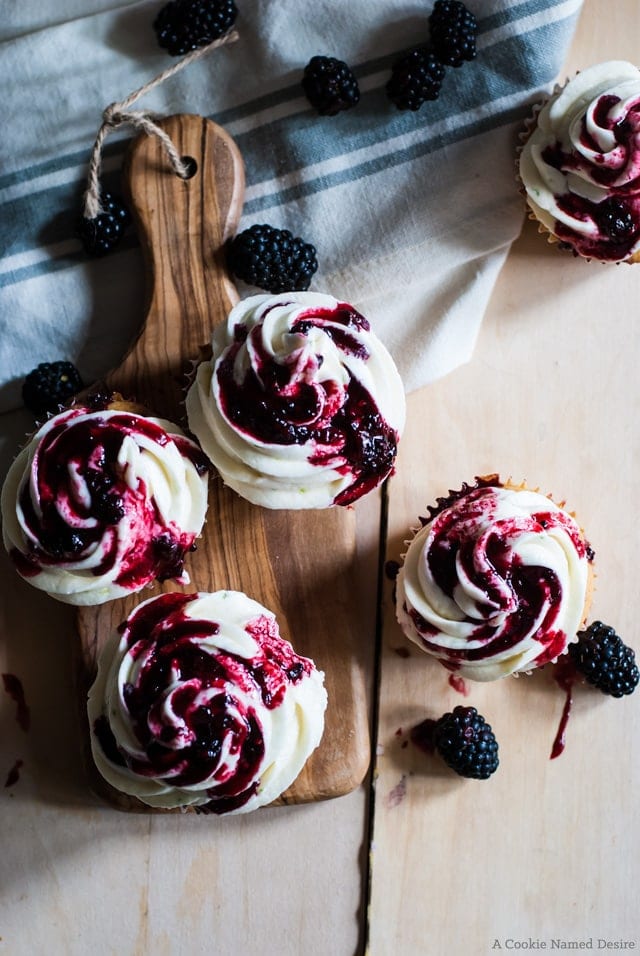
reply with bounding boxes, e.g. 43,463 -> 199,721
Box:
186,292 -> 406,509
396,484 -> 591,680
87,590 -> 327,813
519,61 -> 640,261
1,405 -> 208,605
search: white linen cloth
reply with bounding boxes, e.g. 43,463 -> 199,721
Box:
0,0 -> 583,414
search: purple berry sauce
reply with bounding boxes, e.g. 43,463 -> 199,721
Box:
94,592 -> 313,814
216,302 -> 399,505
2,673 -> 30,732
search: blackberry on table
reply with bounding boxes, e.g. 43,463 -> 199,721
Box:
302,55 -> 361,116
77,192 -> 131,257
569,621 -> 639,698
154,0 -> 237,56
227,224 -> 318,293
22,362 -> 84,417
429,0 -> 478,68
386,47 -> 445,111
433,705 -> 499,779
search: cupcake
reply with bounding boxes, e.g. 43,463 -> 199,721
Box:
1,399 -> 209,605
186,292 -> 406,509
87,590 -> 328,813
518,60 -> 640,262
395,477 -> 594,681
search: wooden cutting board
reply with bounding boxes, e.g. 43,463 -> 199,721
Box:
74,114 -> 371,811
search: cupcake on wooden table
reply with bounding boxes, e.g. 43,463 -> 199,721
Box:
518,61 -> 640,262
1,394 -> 209,605
395,476 -> 594,681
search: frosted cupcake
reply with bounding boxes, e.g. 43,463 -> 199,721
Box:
186,292 -> 406,509
395,477 -> 594,681
1,400 -> 209,605
518,60 -> 640,262
87,590 -> 328,814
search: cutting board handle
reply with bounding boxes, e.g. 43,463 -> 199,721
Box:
106,113 -> 245,420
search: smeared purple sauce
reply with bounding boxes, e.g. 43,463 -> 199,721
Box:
4,759 -> 23,788
10,407 -> 205,591
94,592 -> 313,814
216,302 -> 399,506
540,93 -> 640,260
550,655 -> 578,759
2,673 -> 30,732
448,674 -> 469,696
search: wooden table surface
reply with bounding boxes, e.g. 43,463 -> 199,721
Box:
1,2 -> 638,954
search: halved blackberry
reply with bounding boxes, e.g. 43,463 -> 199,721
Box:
22,361 -> 84,417
569,621 -> 639,698
386,47 -> 446,111
227,224 -> 318,293
153,0 -> 238,56
433,705 -> 499,779
302,55 -> 361,116
77,192 -> 131,257
429,0 -> 478,67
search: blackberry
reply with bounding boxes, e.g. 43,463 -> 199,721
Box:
153,0 -> 237,56
386,47 -> 445,111
595,198 -> 636,243
77,192 -> 131,257
22,361 -> 84,417
433,706 -> 499,779
568,621 -> 639,698
227,224 -> 318,293
302,56 -> 361,116
429,0 -> 478,68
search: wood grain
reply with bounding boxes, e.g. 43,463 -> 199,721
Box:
75,114 -> 371,811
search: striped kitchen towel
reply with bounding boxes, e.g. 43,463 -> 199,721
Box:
0,0 -> 583,414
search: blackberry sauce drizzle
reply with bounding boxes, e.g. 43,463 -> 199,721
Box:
94,593 -> 313,814
216,303 -> 398,505
11,408 -> 207,590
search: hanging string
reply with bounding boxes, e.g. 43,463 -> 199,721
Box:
83,28 -> 239,220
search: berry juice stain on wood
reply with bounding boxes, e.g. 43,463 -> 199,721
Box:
5,759 -> 23,788
386,774 -> 407,809
2,673 -> 31,732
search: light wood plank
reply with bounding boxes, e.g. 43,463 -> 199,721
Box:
369,2 -> 640,951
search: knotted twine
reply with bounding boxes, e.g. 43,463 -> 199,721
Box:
82,28 -> 239,219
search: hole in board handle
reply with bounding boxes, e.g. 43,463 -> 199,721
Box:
180,156 -> 198,179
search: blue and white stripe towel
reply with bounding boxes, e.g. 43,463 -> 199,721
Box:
0,0 -> 583,415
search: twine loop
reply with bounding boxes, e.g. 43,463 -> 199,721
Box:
82,28 -> 239,220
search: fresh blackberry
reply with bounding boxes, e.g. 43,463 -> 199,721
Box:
429,0 -> 478,68
433,706 -> 499,779
595,198 -> 636,243
302,55 -> 361,116
153,0 -> 237,56
22,361 -> 84,417
568,621 -> 639,698
386,47 -> 445,111
77,192 -> 131,257
227,224 -> 318,293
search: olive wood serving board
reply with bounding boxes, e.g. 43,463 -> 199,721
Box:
75,114 -> 370,811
